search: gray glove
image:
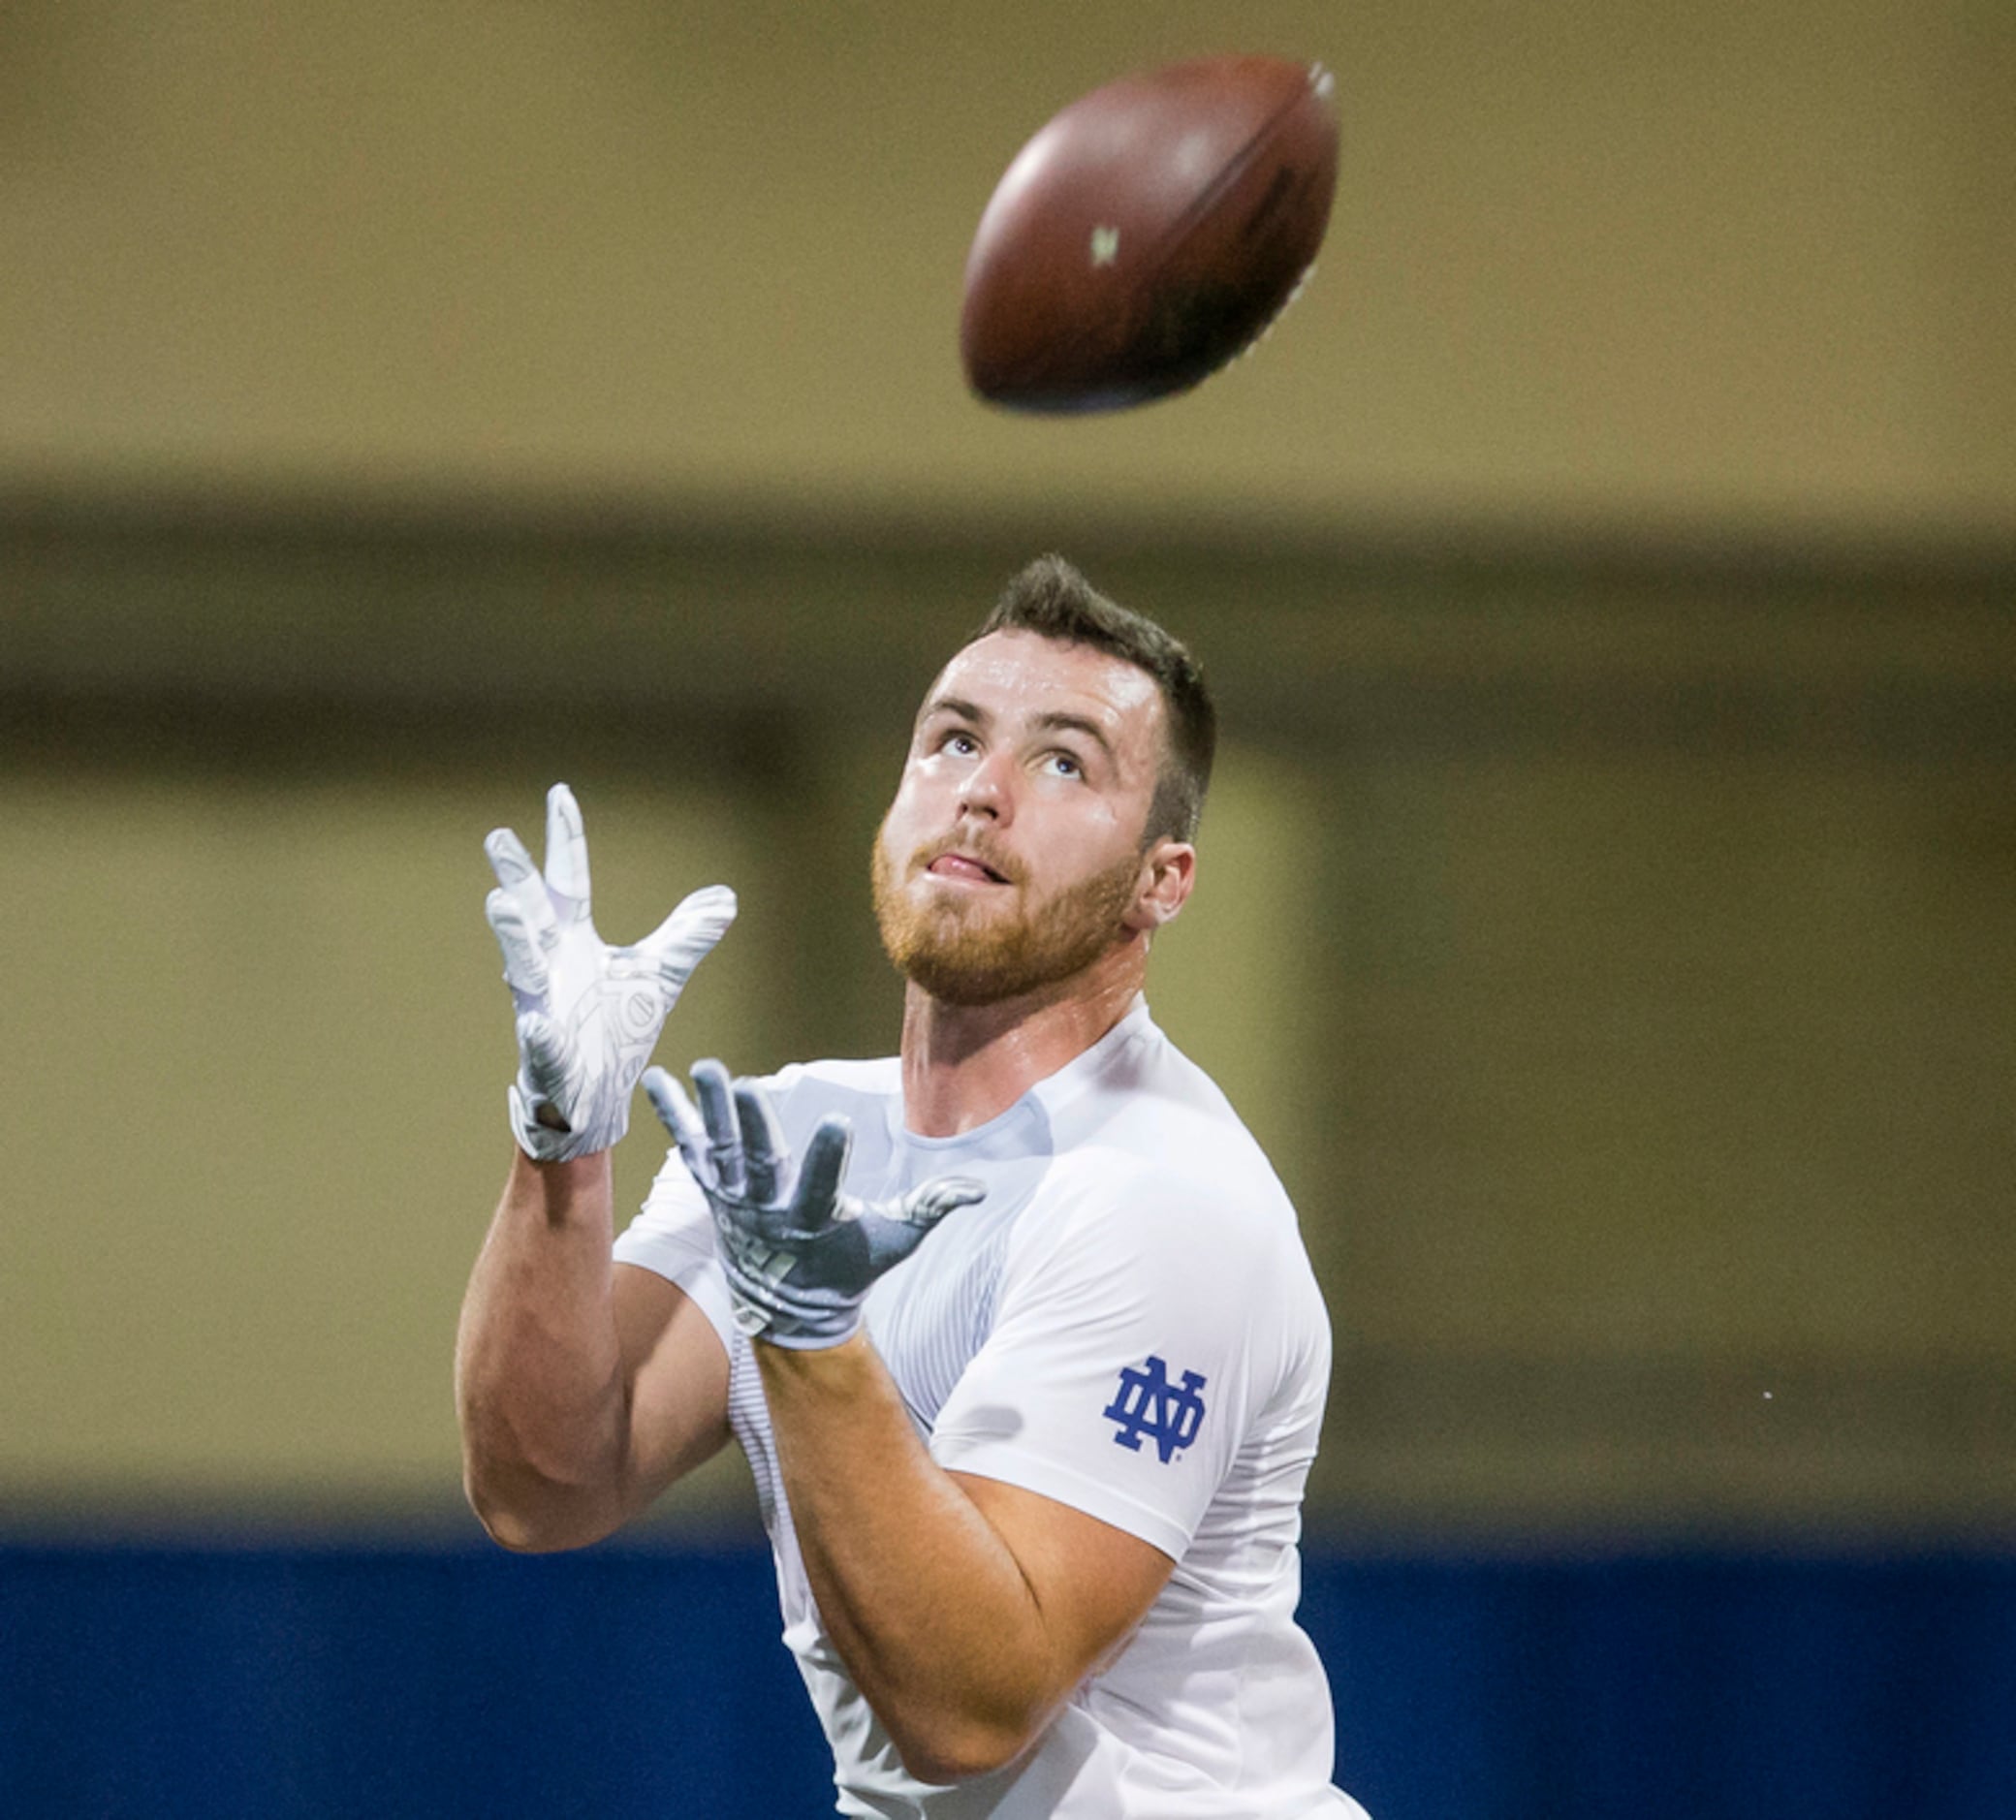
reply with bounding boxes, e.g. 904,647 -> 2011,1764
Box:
644,1059 -> 984,1350
485,784 -> 737,1162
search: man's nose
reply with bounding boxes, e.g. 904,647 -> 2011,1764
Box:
958,750 -> 1014,821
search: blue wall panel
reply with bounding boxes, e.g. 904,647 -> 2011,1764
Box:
4,1541 -> 2012,1819
1313,1553 -> 2016,1820
0,1541 -> 832,1820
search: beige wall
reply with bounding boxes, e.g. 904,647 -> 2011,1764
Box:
1,0 -> 2010,532
4,529 -> 2011,1535
2,2 -> 2011,1536
1,771 -> 759,1512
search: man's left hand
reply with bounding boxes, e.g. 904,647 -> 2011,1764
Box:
644,1060 -> 983,1350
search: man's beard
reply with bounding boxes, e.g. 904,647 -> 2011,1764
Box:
870,824 -> 1143,1008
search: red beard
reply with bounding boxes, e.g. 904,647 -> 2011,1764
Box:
870,824 -> 1142,1007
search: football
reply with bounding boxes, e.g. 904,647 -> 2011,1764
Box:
960,56 -> 1339,413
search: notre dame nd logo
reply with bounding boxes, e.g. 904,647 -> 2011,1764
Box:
1103,1356 -> 1209,1464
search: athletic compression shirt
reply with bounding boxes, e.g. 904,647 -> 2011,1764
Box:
614,998 -> 1368,1819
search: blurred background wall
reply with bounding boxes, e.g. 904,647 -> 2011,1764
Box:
3,1 -> 2013,1814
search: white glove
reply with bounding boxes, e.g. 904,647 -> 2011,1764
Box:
645,1060 -> 984,1349
484,783 -> 737,1162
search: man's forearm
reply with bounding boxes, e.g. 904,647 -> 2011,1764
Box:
455,1148 -> 632,1550
755,1335 -> 1064,1782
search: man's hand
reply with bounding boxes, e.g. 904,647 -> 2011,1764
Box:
485,783 -> 736,1163
644,1060 -> 983,1349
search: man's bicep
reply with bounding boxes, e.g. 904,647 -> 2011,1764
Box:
948,1470 -> 1174,1687
613,1263 -> 734,1511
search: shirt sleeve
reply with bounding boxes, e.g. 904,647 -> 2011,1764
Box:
926,1164 -> 1276,1561
612,1144 -> 740,1356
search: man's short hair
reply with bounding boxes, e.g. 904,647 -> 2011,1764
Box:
974,554 -> 1216,845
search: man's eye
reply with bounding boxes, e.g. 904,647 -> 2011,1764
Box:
939,731 -> 978,756
1045,752 -> 1084,779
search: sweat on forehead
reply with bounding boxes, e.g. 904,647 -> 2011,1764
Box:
923,631 -> 1166,728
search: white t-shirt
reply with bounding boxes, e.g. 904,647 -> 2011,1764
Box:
614,999 -> 1369,1820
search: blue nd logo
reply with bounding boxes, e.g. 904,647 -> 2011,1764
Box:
1103,1356 -> 1209,1463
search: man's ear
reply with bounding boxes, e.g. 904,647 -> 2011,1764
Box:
1125,840 -> 1196,931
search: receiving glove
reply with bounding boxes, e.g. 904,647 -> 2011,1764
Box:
485,783 -> 736,1162
644,1059 -> 984,1349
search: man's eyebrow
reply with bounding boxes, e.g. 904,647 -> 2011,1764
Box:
1030,710 -> 1118,766
917,693 -> 989,730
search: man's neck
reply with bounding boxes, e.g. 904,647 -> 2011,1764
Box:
898,948 -> 1147,1139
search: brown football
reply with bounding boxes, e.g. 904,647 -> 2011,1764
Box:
960,56 -> 1339,413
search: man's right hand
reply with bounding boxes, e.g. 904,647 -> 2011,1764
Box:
484,783 -> 737,1163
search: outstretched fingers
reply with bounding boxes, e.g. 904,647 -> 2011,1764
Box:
904,1175 -> 988,1227
688,1058 -> 746,1196
643,1066 -> 711,1184
735,1081 -> 790,1206
855,1175 -> 983,1273
791,1116 -> 855,1228
485,887 -> 550,1005
485,825 -> 560,951
542,783 -> 592,926
638,886 -> 739,989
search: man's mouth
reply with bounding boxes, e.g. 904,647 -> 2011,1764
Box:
926,852 -> 1010,885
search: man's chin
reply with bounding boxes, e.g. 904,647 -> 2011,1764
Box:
889,917 -> 1127,1010
898,960 -> 1022,1009
880,911 -> 1025,1005
887,926 -> 1017,1003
